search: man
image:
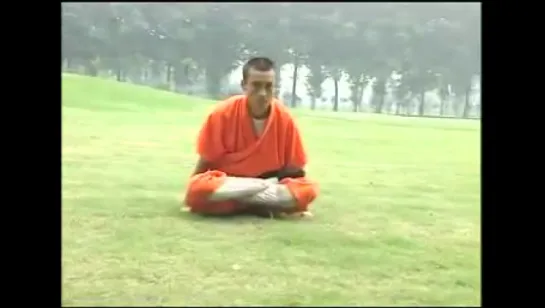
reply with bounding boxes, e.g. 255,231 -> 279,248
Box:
183,57 -> 318,218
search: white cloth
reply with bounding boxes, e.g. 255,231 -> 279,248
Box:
209,177 -> 269,201
208,176 -> 294,207
252,118 -> 267,136
240,183 -> 295,207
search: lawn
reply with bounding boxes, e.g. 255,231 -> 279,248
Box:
61,73 -> 481,306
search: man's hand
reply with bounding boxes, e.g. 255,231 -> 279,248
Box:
239,182 -> 296,209
208,177 -> 271,202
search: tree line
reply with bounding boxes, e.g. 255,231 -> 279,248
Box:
62,3 -> 481,118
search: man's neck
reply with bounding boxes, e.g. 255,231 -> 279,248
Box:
250,109 -> 270,120
247,99 -> 271,119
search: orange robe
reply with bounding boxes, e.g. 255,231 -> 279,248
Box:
184,95 -> 318,215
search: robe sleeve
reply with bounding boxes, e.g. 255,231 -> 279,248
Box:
281,120 -> 318,210
284,117 -> 308,169
196,112 -> 226,163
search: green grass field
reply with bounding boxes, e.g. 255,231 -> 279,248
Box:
62,73 -> 481,306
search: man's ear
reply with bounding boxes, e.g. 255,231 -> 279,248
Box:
240,79 -> 246,91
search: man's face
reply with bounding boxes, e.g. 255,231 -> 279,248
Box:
242,67 -> 275,117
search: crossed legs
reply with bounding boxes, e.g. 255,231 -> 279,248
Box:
184,170 -> 317,216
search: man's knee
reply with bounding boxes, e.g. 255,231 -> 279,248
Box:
187,170 -> 228,196
184,170 -> 233,208
295,188 -> 318,211
280,179 -> 319,212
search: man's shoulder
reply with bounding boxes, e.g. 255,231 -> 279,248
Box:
212,95 -> 245,114
273,99 -> 296,123
207,95 -> 245,119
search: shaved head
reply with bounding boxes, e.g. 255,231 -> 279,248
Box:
242,57 -> 275,82
241,57 -> 276,119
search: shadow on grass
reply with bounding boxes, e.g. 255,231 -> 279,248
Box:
167,205 -> 269,223
169,204 -> 311,225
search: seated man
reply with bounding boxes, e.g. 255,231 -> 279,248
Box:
182,57 -> 318,218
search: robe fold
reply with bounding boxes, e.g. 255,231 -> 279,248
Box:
184,95 -> 318,215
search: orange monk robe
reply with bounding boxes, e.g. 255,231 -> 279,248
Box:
184,95 -> 319,215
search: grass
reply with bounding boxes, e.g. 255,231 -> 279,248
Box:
62,73 -> 481,306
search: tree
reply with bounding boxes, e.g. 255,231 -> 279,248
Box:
393,74 -> 413,115
436,8 -> 480,118
62,3 -> 112,74
305,61 -> 326,110
337,22 -> 374,112
235,4 -> 291,98
191,4 -> 245,99
61,2 -> 480,118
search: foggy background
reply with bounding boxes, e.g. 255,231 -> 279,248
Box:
61,3 -> 481,118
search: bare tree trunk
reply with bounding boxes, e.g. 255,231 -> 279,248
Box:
377,94 -> 386,113
462,86 -> 472,118
166,63 -> 173,85
351,84 -> 360,112
205,66 -> 222,99
290,59 -> 299,108
333,79 -> 339,112
395,100 -> 402,115
439,97 -> 447,116
116,65 -> 122,81
358,81 -> 366,111
418,90 -> 426,116
374,79 -> 386,113
141,67 -> 149,83
406,94 -> 415,115
85,60 -> 98,77
274,63 -> 283,98
350,77 -> 364,112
